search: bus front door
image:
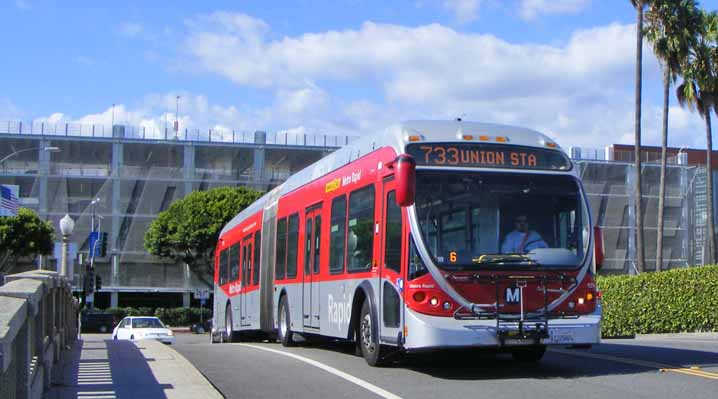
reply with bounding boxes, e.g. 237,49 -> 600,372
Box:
303,207 -> 322,329
379,178 -> 406,344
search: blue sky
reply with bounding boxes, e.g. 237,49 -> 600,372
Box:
1,0 -> 716,149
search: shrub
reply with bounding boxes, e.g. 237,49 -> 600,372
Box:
597,265 -> 718,337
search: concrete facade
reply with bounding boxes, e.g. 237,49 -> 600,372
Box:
0,121 -> 351,307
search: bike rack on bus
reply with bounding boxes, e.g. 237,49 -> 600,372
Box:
452,273 -> 579,345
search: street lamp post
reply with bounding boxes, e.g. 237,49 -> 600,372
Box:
0,146 -> 61,170
59,214 -> 75,279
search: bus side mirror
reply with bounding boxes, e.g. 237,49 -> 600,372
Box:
394,154 -> 416,207
593,226 -> 604,271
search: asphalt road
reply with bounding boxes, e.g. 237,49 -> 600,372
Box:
174,333 -> 718,399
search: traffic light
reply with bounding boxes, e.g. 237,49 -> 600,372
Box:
82,264 -> 99,295
100,232 -> 108,257
86,267 -> 95,294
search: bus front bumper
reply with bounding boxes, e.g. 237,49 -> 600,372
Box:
402,305 -> 601,351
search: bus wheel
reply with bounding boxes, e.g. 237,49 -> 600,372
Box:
359,300 -> 385,366
278,296 -> 294,347
225,304 -> 234,343
511,346 -> 546,362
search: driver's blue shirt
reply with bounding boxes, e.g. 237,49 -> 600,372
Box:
501,230 -> 548,254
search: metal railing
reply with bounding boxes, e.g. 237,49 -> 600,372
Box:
0,121 -> 356,148
0,270 -> 78,399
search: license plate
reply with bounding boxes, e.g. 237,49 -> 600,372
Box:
504,338 -> 535,346
549,329 -> 575,344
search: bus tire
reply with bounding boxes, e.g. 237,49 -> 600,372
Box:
278,296 -> 294,347
224,304 -> 234,343
359,299 -> 385,366
511,346 -> 546,362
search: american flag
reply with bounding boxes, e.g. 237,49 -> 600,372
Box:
1,185 -> 19,215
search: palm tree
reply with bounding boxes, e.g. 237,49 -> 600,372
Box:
677,10 -> 718,265
644,0 -> 701,271
631,0 -> 650,273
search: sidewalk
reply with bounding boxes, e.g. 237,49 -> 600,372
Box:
45,334 -> 223,399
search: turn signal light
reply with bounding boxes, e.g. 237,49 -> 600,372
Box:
407,135 -> 422,142
413,291 -> 426,302
586,292 -> 594,301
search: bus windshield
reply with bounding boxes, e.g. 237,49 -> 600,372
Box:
414,170 -> 589,269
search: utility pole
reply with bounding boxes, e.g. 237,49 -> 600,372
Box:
174,95 -> 180,139
87,198 -> 101,309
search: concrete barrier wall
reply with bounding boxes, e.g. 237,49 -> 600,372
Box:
0,270 -> 78,399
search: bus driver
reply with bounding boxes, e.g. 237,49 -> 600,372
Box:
501,215 -> 548,254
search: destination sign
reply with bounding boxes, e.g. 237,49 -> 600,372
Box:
407,143 -> 572,171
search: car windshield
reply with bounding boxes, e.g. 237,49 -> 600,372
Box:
132,318 -> 165,329
414,170 -> 588,269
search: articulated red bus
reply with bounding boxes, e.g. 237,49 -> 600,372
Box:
211,120 -> 603,365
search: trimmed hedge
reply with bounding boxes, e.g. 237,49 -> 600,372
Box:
104,307 -> 212,327
597,265 -> 718,337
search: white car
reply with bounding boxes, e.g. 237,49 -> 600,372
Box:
112,316 -> 176,345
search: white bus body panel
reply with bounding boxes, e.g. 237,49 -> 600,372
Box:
404,302 -> 602,350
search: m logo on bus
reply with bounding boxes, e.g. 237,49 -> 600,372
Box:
505,287 -> 520,304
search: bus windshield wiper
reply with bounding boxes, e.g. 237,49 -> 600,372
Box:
471,254 -> 539,266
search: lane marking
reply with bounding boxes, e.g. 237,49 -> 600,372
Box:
550,348 -> 718,380
239,344 -> 403,399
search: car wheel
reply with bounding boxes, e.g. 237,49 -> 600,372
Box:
511,346 -> 546,362
278,296 -> 294,347
113,335 -> 117,341
359,299 -> 386,366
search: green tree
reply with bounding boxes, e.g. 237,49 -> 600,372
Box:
631,0 -> 651,273
677,9 -> 718,264
644,0 -> 701,271
144,186 -> 263,286
0,208 -> 55,274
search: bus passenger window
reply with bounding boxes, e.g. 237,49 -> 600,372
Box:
275,218 -> 287,280
253,231 -> 261,285
286,213 -> 299,278
229,244 -> 240,282
219,249 -> 229,285
330,195 -> 347,274
347,185 -> 375,272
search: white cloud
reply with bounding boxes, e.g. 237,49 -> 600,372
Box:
74,56 -> 96,67
179,14 -> 675,147
0,99 -> 21,120
519,0 -> 591,21
15,0 -> 31,10
441,0 -> 483,23
20,14 -> 711,152
119,22 -> 144,38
